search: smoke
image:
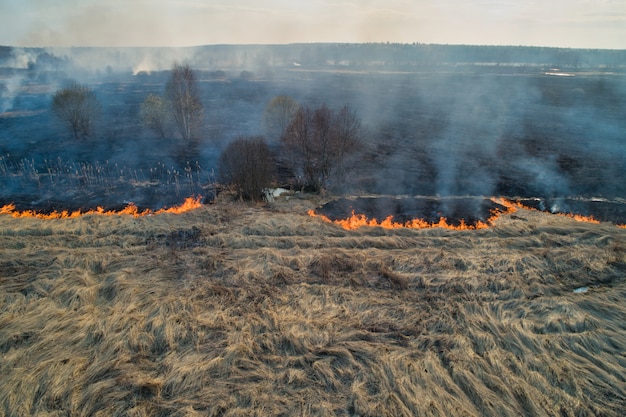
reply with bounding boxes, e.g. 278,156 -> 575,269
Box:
6,48 -> 39,69
1,44 -> 625,212
0,77 -> 19,113
357,60 -> 626,201
0,49 -> 37,112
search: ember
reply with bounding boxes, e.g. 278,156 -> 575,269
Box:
0,196 -> 203,219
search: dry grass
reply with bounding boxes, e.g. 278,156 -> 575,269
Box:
1,198 -> 626,416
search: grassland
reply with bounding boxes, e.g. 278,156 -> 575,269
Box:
1,197 -> 625,416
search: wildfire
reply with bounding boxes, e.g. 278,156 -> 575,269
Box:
562,213 -> 600,224
496,197 -> 604,223
308,197 -> 618,230
307,206 -> 506,231
0,196 -> 203,219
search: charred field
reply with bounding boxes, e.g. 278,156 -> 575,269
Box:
2,49 -> 626,215
2,45 -> 626,415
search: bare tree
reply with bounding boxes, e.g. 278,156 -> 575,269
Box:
281,104 -> 361,191
329,104 -> 362,180
165,63 -> 203,140
262,95 -> 299,142
51,81 -> 100,140
140,94 -> 168,137
219,136 -> 274,201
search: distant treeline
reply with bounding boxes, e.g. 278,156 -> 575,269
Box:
1,44 -> 625,74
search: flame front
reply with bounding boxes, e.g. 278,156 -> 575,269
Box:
308,197 -> 617,230
563,213 -> 600,224
0,196 -> 203,219
307,207 -> 503,231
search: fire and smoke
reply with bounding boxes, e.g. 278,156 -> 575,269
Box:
308,209 -> 496,230
308,197 -> 508,230
1,45 -> 625,222
0,196 -> 202,219
308,197 -> 618,231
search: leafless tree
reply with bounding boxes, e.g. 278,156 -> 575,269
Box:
219,136 -> 274,201
262,95 -> 299,142
51,81 -> 100,140
165,63 -> 203,140
281,104 -> 361,191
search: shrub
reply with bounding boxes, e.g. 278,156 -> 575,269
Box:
219,136 -> 274,201
51,81 -> 101,140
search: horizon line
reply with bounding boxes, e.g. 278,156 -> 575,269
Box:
2,42 -> 625,52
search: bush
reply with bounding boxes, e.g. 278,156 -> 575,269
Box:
51,81 -> 101,140
219,136 -> 274,201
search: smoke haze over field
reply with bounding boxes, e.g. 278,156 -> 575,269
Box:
1,44 -> 625,219
1,0 -> 626,49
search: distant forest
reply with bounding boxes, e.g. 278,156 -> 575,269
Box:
1,43 -> 625,75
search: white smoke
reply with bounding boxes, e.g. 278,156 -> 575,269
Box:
6,48 -> 38,69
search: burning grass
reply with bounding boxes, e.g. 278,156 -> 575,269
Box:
0,196 -> 203,219
1,198 -> 626,416
308,196 -> 618,231
0,154 -> 214,213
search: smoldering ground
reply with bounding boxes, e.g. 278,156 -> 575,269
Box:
1,44 -> 625,216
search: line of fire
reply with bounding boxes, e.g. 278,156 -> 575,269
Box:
307,197 -> 613,230
0,196 -> 203,219
2,195 -> 624,229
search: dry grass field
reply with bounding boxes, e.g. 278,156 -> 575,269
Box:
1,197 -> 625,416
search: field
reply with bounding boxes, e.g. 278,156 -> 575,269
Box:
2,45 -> 626,415
2,60 -> 626,214
1,197 -> 625,416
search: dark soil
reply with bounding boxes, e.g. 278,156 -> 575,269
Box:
2,63 -> 625,219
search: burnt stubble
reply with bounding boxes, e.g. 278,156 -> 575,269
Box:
1,45 -> 625,220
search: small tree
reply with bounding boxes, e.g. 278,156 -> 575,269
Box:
140,94 -> 168,137
281,104 -> 361,191
165,63 -> 203,140
262,95 -> 299,142
219,136 -> 274,201
51,81 -> 100,140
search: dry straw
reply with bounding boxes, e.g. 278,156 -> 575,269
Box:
1,200 -> 625,416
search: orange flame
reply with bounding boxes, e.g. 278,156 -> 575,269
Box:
0,196 -> 203,219
307,205 -> 508,231
491,197 -> 526,211
308,197 -> 621,230
561,212 -> 600,224
493,198 -> 604,224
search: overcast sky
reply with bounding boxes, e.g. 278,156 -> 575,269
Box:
1,0 -> 624,49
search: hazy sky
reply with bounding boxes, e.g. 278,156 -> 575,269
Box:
1,0 -> 624,49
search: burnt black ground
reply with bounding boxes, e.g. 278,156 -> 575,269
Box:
315,197 -> 626,227
315,197 -> 505,226
2,61 -> 625,218
515,197 -> 626,224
